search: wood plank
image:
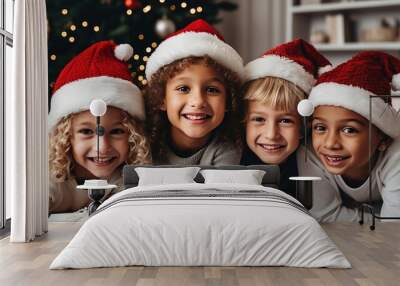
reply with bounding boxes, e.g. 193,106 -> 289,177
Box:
0,221 -> 399,286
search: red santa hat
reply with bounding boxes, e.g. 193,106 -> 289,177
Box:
48,40 -> 144,131
244,38 -> 332,94
145,19 -> 243,80
309,51 -> 400,138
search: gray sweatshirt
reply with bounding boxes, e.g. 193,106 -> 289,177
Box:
296,139 -> 400,222
153,133 -> 242,166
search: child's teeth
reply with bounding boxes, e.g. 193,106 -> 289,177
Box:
94,157 -> 111,163
186,114 -> 207,120
261,144 -> 282,150
327,156 -> 343,162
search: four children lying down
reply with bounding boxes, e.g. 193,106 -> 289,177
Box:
48,19 -> 400,222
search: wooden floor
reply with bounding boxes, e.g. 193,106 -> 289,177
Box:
0,221 -> 399,286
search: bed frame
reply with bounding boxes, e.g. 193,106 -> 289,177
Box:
122,165 -> 314,210
122,165 -> 281,190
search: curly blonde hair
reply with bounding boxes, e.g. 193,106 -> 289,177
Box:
49,111 -> 151,182
144,56 -> 242,159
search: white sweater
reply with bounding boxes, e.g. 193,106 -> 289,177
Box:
296,138 -> 400,222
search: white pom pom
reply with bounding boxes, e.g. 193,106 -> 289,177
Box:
90,99 -> 107,117
297,99 -> 314,117
318,65 -> 333,76
392,73 -> 400,91
114,44 -> 133,61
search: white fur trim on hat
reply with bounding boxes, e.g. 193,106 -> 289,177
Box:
309,82 -> 400,138
392,73 -> 400,91
244,55 -> 316,93
318,65 -> 333,76
114,44 -> 133,61
48,76 -> 144,132
145,32 -> 243,80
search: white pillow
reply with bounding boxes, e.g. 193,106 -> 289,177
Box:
135,167 -> 201,186
200,169 -> 266,185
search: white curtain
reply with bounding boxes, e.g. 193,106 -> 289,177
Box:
217,0 -> 286,63
9,0 -> 48,242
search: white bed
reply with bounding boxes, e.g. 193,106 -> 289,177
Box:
50,182 -> 351,269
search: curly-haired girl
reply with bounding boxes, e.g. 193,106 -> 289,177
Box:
144,19 -> 244,165
48,41 -> 151,213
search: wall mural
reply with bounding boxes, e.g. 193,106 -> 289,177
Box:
47,1 -> 400,233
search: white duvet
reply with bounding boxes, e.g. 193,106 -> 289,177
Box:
50,183 -> 351,269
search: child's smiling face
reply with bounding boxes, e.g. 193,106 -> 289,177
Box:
163,63 -> 227,151
246,101 -> 302,164
312,105 -> 386,185
70,107 -> 129,179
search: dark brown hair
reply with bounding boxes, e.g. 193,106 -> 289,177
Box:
144,56 -> 242,159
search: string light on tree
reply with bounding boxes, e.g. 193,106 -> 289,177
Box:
127,9 -> 133,15
181,2 -> 187,8
190,8 -> 196,14
82,21 -> 88,27
143,5 -> 151,13
70,24 -> 76,31
94,26 -> 100,32
61,31 -> 67,37
61,9 -> 68,15
197,6 -> 203,13
69,36 -> 75,43
50,54 -> 57,61
170,5 -> 176,11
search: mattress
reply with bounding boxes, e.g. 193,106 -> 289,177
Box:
50,183 -> 351,269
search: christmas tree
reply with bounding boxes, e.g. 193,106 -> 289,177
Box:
47,0 -> 237,89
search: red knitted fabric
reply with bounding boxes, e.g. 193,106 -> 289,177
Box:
264,38 -> 331,78
317,51 -> 400,101
53,40 -> 132,94
166,19 -> 224,41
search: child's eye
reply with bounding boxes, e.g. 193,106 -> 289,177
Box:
279,118 -> 293,125
110,128 -> 126,135
78,128 -> 94,135
342,127 -> 358,134
176,86 -> 190,93
312,124 -> 326,133
206,86 -> 221,94
250,116 -> 265,123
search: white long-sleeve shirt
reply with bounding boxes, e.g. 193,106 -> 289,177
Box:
296,138 -> 400,222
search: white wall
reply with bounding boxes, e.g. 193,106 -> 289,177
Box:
217,0 -> 287,64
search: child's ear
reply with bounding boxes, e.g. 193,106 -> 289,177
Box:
378,137 -> 393,152
160,99 -> 166,111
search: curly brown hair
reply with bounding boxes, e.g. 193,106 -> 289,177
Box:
49,111 -> 151,182
144,56 -> 242,159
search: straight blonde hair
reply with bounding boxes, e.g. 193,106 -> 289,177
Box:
243,77 -> 306,114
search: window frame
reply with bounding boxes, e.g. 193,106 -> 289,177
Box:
0,0 -> 13,231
